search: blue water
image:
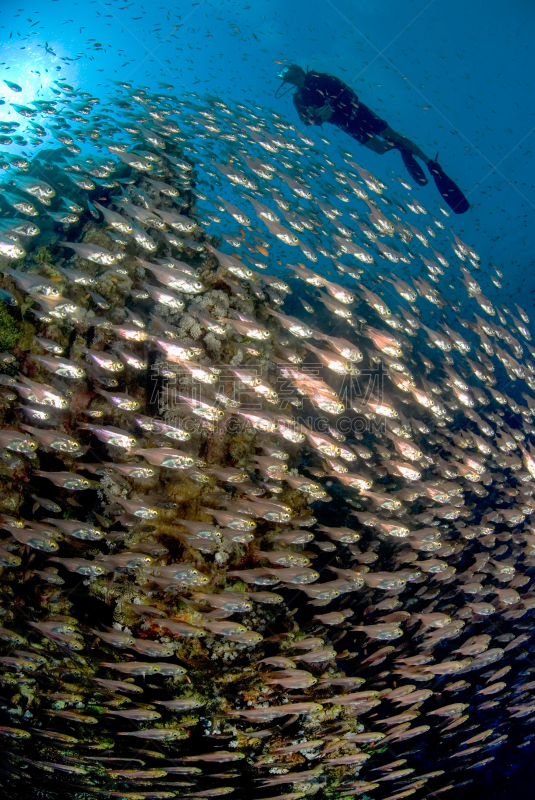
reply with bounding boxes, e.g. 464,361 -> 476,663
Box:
0,2 -> 534,797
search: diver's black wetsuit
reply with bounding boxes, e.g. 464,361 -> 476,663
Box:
292,71 -> 388,144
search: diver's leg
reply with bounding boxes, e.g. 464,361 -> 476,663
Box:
378,124 -> 469,212
360,134 -> 396,155
381,124 -> 431,163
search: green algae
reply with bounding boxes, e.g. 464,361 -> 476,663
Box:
0,302 -> 20,351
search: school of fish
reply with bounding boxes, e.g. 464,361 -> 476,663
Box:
0,79 -> 534,800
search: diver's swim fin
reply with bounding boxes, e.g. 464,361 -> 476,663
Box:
399,149 -> 428,186
427,156 -> 470,214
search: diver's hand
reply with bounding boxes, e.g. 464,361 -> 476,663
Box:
305,104 -> 333,124
314,103 -> 334,122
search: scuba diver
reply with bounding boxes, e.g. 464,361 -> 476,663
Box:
276,64 -> 469,214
